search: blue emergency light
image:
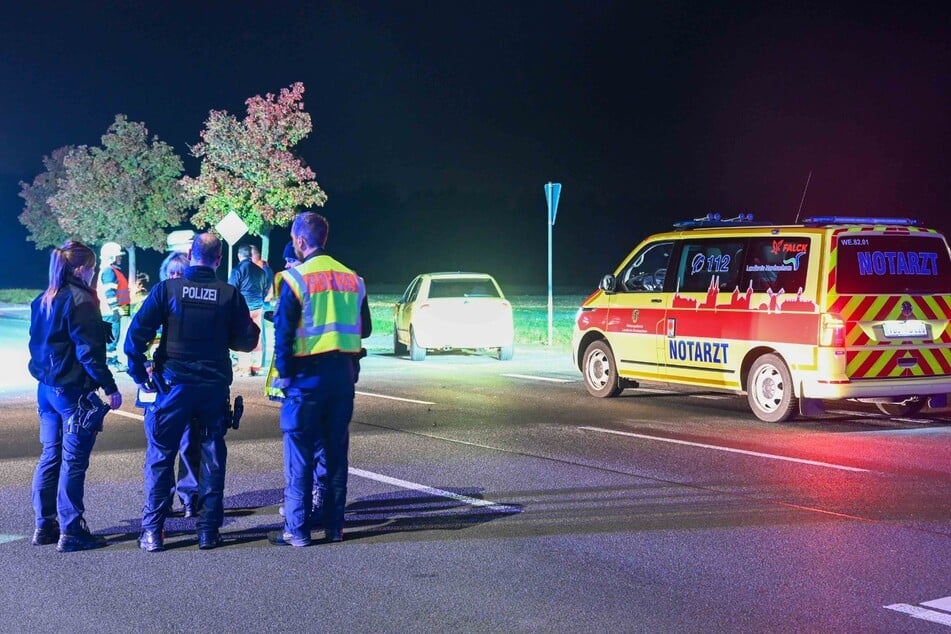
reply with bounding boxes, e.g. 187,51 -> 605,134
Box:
802,216 -> 919,226
673,212 -> 766,229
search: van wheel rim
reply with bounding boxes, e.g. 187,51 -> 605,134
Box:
752,364 -> 783,413
586,350 -> 610,389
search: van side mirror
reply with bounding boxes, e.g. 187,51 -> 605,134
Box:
600,274 -> 617,293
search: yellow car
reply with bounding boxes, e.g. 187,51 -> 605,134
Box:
394,272 -> 515,361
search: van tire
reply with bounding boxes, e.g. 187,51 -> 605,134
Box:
747,353 -> 798,422
582,340 -> 623,398
498,342 -> 514,361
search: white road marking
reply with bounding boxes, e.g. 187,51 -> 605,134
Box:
0,535 -> 24,545
350,467 -> 516,511
885,603 -> 951,627
109,409 -> 144,421
581,426 -> 870,472
356,391 -> 435,405
828,409 -> 930,424
501,373 -> 573,383
631,387 -> 677,394
924,597 -> 951,612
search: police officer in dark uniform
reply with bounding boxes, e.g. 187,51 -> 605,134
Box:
125,232 -> 259,551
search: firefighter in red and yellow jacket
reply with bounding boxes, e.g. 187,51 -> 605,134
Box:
97,242 -> 131,369
268,212 -> 371,547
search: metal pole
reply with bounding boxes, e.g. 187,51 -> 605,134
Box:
547,205 -> 553,347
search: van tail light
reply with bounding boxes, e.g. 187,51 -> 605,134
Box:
819,313 -> 846,347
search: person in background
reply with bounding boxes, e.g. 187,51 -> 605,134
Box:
229,244 -> 268,376
126,233 -> 259,551
157,251 -> 199,518
29,240 -> 123,552
251,244 -> 275,368
268,212 -> 371,547
98,241 -> 131,371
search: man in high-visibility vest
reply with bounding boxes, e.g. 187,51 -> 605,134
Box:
98,242 -> 131,369
268,212 -> 371,547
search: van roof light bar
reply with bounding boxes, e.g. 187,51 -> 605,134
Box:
673,212 -> 768,229
802,216 -> 919,226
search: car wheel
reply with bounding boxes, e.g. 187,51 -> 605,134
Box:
409,326 -> 426,361
747,353 -> 798,422
582,340 -> 622,398
393,324 -> 407,355
875,398 -> 925,417
498,341 -> 514,361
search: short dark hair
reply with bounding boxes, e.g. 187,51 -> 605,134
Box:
291,212 -> 329,250
191,232 -> 222,266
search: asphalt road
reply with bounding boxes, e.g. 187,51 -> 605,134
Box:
1,310 -> 949,632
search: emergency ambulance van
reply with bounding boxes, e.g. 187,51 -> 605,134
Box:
572,215 -> 951,422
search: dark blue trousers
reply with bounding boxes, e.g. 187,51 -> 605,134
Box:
280,356 -> 354,540
32,384 -> 98,533
142,383 -> 229,533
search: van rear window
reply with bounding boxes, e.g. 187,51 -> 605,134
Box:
835,234 -> 951,294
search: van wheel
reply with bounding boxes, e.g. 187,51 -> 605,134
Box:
582,340 -> 623,398
393,325 -> 407,355
498,341 -> 514,361
875,398 -> 925,417
747,353 -> 798,422
409,327 -> 426,361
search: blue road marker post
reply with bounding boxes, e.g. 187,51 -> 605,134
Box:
544,182 -> 562,346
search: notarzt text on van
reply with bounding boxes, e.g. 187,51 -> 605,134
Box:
856,251 -> 939,276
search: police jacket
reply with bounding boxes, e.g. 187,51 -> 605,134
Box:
124,265 -> 260,387
273,251 -> 371,386
28,277 -> 118,395
228,259 -> 268,310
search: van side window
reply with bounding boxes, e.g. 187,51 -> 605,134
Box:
619,241 -> 672,292
741,237 -> 810,293
675,239 -> 745,292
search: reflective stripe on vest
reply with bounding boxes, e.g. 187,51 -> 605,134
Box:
282,255 -> 365,356
112,266 -> 131,305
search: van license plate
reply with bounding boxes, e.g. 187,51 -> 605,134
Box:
882,320 -> 927,338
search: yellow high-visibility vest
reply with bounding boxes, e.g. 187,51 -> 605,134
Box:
282,254 -> 365,357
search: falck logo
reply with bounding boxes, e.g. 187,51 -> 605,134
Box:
771,239 -> 808,270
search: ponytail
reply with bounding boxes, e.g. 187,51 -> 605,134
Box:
40,240 -> 96,317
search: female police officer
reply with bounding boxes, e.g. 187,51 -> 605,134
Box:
28,240 -> 123,552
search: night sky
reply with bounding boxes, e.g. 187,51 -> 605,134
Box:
2,1 -> 949,292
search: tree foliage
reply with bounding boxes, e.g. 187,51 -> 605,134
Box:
18,146 -> 74,249
50,114 -> 187,251
182,82 -> 327,242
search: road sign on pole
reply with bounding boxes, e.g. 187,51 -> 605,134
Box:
216,211 -> 249,278
544,182 -> 562,346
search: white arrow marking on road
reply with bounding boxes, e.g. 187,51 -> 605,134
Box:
581,426 -> 870,472
501,373 -> 573,383
924,597 -> 951,612
885,601 -> 951,627
350,467 -> 516,511
355,391 -> 435,405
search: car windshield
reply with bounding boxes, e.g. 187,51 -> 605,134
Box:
428,278 -> 500,298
